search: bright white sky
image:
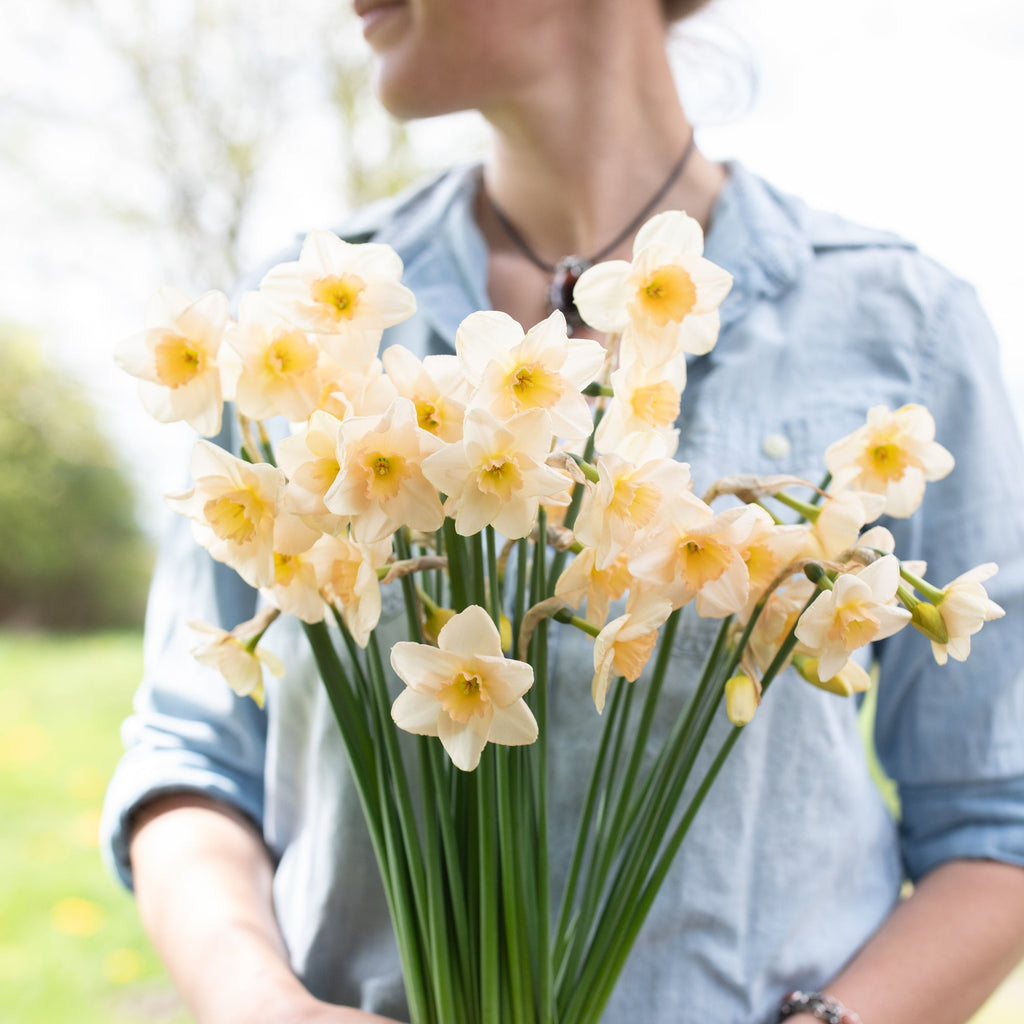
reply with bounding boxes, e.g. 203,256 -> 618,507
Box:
4,0 -> 1022,519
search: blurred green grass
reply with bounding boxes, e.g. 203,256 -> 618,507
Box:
0,631 -> 189,1024
0,631 -> 1019,1023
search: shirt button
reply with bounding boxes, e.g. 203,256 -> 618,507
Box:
762,432 -> 791,460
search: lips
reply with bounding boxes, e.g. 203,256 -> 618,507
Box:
353,0 -> 405,16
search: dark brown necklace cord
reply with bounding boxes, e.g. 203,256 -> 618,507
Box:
486,132 -> 698,333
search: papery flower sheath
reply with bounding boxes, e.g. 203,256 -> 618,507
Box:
259,230 -> 416,361
167,440 -> 286,588
390,605 -> 538,771
421,406 -> 571,539
930,563 -> 1005,665
573,210 -> 732,354
794,555 -> 912,680
455,310 -> 605,440
115,287 -> 229,436
825,404 -> 954,518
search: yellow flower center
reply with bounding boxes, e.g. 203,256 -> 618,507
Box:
635,265 -> 697,326
609,476 -> 661,528
362,450 -> 407,500
438,671 -> 489,722
311,274 -> 366,321
864,440 -> 910,483
630,381 -> 680,430
300,456 -> 341,497
744,544 -> 778,592
834,600 -> 880,650
266,330 -> 319,378
478,456 -> 522,501
325,555 -> 361,606
204,493 -> 259,544
154,332 -> 206,388
613,629 -> 659,682
273,552 -> 299,586
507,361 -> 562,410
415,397 -> 442,434
678,537 -> 733,590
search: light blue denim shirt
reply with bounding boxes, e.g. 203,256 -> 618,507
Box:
102,163 -> 1024,1024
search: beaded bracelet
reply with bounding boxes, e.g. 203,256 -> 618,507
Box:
776,989 -> 863,1024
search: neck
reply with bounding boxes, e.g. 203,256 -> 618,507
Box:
477,8 -> 725,265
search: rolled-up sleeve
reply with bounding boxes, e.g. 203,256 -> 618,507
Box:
874,274 -> 1024,882
100,442 -> 266,890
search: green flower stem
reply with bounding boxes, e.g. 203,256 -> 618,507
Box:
772,490 -> 821,523
754,500 -> 785,526
476,750 -> 500,1023
560,619 -> 733,1022
899,564 -> 947,604
808,471 -> 832,506
896,583 -> 921,612
301,622 -> 428,1019
494,748 -> 529,1024
485,527 -> 501,630
557,610 -> 682,994
582,382 -> 615,397
553,609 -> 601,638
570,454 -> 600,483
553,677 -> 631,969
442,519 -> 469,610
256,420 -> 276,465
394,530 -> 425,643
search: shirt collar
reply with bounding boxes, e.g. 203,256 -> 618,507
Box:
368,160 -> 816,346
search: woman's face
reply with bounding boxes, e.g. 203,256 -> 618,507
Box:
353,0 -> 590,120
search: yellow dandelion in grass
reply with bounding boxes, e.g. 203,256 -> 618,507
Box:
104,947 -> 145,986
51,897 -> 105,937
0,720 -> 52,765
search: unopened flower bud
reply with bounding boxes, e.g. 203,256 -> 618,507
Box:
909,601 -> 949,645
725,674 -> 759,727
793,654 -> 871,697
423,606 -> 457,645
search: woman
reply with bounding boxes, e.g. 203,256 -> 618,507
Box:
103,1 -> 1024,1022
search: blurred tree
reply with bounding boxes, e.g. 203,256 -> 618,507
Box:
14,0 -> 423,291
0,327 -> 152,629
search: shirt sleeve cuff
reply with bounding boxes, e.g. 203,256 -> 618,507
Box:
100,748 -> 265,891
899,775 -> 1024,883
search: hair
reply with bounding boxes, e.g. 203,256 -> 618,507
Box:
663,0 -> 715,22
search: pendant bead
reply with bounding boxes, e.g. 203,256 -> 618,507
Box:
549,256 -> 588,335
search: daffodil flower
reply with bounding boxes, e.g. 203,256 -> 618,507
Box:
930,563 -> 1005,665
226,292 -> 325,422
794,555 -> 912,681
455,309 -> 605,440
259,230 -> 416,361
573,210 -> 732,354
390,605 -> 538,771
167,440 -> 286,588
115,287 -> 229,436
324,397 -> 445,543
630,500 -> 761,616
825,404 -> 954,518
574,436 -> 694,570
554,548 -> 632,628
421,407 -> 571,539
593,353 -> 687,455
381,344 -> 469,443
190,615 -> 284,707
311,535 -> 392,647
591,591 -> 673,713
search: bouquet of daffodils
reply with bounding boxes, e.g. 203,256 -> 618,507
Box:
117,211 -> 1003,1024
